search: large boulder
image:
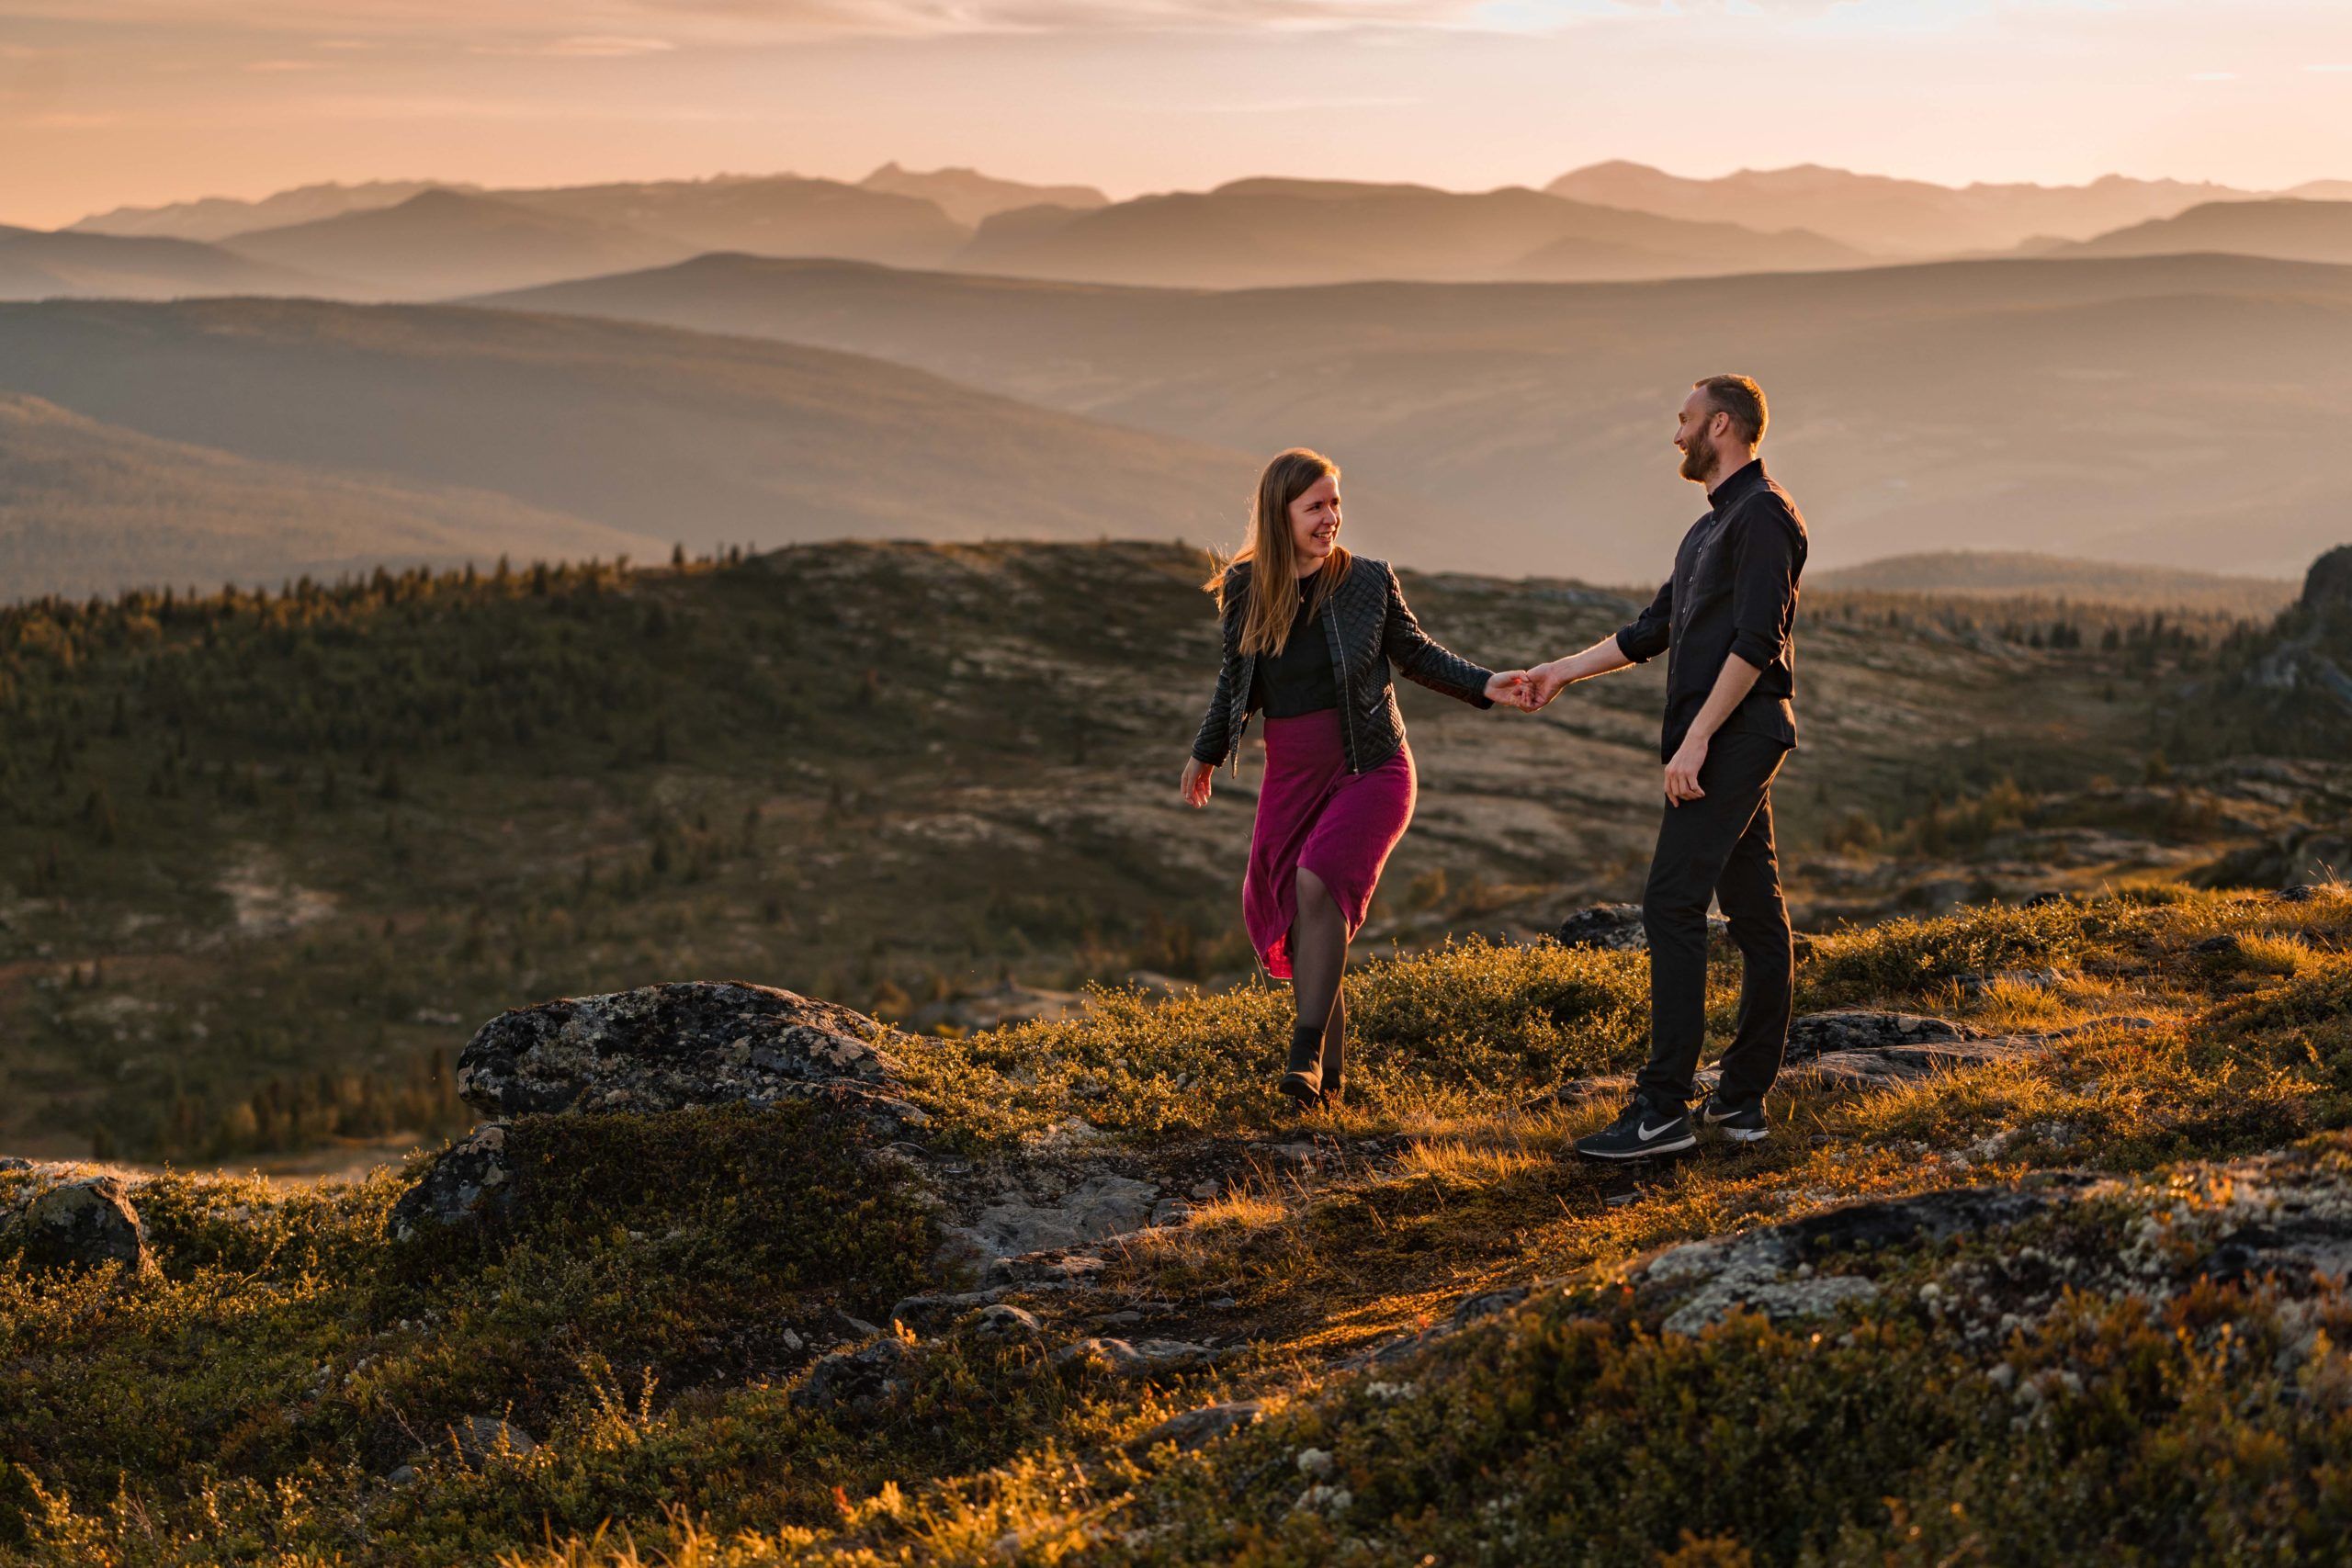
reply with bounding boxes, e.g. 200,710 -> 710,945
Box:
16,1176 -> 153,1278
453,980 -> 926,1135
1554,903 -> 1731,953
392,981 -> 931,1239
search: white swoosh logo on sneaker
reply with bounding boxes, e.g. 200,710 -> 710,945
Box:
1638,1119 -> 1678,1140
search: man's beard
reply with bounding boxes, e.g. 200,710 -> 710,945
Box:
1677,433 -> 1715,481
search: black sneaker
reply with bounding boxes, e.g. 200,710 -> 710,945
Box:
1574,1094 -> 1696,1161
1698,1090 -> 1769,1144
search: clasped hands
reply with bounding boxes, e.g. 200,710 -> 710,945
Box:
1484,661 -> 1570,713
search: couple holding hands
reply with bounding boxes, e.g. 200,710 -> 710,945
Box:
1180,374 -> 1809,1162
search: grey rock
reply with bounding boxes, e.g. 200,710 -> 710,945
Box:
386,1465 -> 420,1487
1149,1198 -> 1194,1226
0,1156 -> 30,1173
1553,903 -> 1730,953
453,980 -> 925,1135
15,1176 -> 153,1277
1787,1010 -> 1978,1061
889,1289 -> 1004,1335
1131,1399 -> 1265,1454
795,1336 -> 920,1410
988,1249 -> 1108,1288
969,1304 -> 1044,1344
1052,1337 -> 1216,1377
957,1172 -> 1160,1260
1790,1037 -> 2049,1089
1452,1285 -> 1532,1331
389,1122 -> 514,1241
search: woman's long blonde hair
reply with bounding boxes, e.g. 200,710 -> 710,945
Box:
1204,447 -> 1354,657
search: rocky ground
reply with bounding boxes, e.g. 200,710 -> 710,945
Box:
6,881 -> 2352,1563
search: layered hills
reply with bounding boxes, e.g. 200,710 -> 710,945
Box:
0,299 -> 1259,575
1815,551 -> 2298,615
0,393 -> 660,599
2057,198 -> 2352,265
0,225 -> 333,302
1546,161 -> 2275,255
481,251 -> 2352,581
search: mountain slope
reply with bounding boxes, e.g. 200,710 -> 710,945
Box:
0,298 -> 1261,558
70,180 -> 458,242
859,163 -> 1107,225
0,392 -> 661,601
1548,161 -> 2262,255
1815,551 -> 2298,614
477,251 -> 2352,581
495,175 -> 968,267
220,189 -> 694,299
0,226 -> 339,301
2062,199 -> 2352,265
951,177 -> 1865,287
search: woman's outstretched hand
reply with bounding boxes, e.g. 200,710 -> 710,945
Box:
1181,756 -> 1215,807
1486,670 -> 1543,712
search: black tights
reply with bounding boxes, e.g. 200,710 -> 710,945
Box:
1284,866 -> 1349,1098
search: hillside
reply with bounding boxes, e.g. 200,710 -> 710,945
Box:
3,537 -> 2334,1174
478,251 -> 2352,581
70,180 -> 458,242
6,885 -> 2352,1563
1815,551 -> 2298,615
1547,161 -> 2261,256
949,178 -> 1864,288
0,393 -> 661,601
2062,198 -> 2352,265
494,175 -> 968,269
0,225 -> 336,301
860,162 -> 1109,225
0,298 -> 1260,570
220,189 -> 695,299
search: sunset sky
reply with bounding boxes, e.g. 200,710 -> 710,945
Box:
6,0 -> 2352,229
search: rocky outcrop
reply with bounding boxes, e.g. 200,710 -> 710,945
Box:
12,1176 -> 153,1278
393,982 -> 929,1239
453,980 -> 926,1135
1553,903 -> 1729,953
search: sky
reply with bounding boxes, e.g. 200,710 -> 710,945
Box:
6,0 -> 2352,229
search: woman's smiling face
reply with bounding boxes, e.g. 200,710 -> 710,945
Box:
1287,474 -> 1341,575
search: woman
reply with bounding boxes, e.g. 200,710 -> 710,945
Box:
1182,449 -> 1532,1110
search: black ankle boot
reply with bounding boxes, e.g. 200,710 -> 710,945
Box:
1277,1022 -> 1324,1107
1317,1022 -> 1345,1108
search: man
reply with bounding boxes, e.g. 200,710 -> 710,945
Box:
1527,374 -> 1808,1159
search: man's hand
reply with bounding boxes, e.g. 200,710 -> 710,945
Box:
1663,735 -> 1709,805
1485,670 -> 1540,711
1180,756 -> 1214,807
1526,660 -> 1570,709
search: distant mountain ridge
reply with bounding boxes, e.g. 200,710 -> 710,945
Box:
2054,199 -> 2352,266
1547,161 -> 2269,256
954,176 -> 1866,287
220,190 -> 695,299
858,163 -> 1108,226
69,179 -> 461,242
0,226 -> 336,301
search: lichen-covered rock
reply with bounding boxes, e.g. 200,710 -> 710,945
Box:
454,980 -> 926,1136
958,1172 -> 1161,1261
1052,1337 -> 1217,1377
15,1176 -> 153,1277
1786,1010 -> 1979,1060
1554,903 -> 1729,953
967,1303 -> 1044,1345
443,1416 -> 537,1467
1132,1400 -> 1265,1454
388,1123 -> 515,1242
794,1336 -> 920,1410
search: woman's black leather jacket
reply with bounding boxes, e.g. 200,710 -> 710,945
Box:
1189,557 -> 1496,775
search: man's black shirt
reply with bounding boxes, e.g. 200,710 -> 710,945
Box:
1613,458 -> 1808,762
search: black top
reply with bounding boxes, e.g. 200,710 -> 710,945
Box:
1613,458 -> 1809,761
1246,572 -> 1341,718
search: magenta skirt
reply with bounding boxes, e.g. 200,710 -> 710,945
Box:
1244,709 -> 1418,979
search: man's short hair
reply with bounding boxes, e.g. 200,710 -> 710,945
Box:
1694,374 -> 1768,446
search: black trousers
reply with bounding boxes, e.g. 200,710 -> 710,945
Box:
1635,728 -> 1792,1106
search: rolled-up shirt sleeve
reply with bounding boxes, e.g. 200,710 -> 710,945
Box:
1615,578 -> 1673,663
1728,500 -> 1803,670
